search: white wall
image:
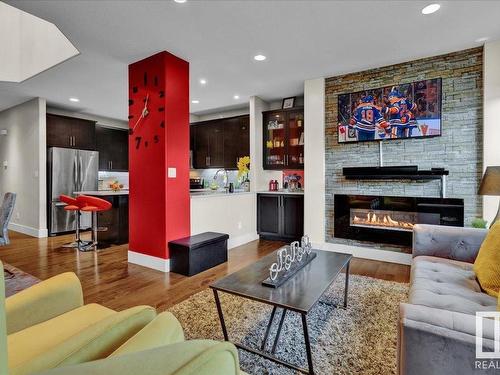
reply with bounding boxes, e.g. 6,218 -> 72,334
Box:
46,107 -> 128,129
484,40 -> 500,224
190,193 -> 258,249
0,98 -> 47,237
304,78 -> 325,244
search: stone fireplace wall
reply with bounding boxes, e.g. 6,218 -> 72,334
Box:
325,47 -> 483,245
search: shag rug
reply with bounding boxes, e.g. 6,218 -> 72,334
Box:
3,263 -> 40,297
169,274 -> 408,375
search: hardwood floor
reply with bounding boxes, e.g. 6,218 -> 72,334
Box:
0,231 -> 410,311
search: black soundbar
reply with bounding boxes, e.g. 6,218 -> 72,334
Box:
343,166 -> 448,180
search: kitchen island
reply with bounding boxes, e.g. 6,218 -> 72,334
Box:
74,190 -> 129,246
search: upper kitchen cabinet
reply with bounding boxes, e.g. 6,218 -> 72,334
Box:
190,114 -> 249,169
191,122 -> 224,169
46,113 -> 97,150
96,126 -> 129,171
223,116 -> 249,169
263,107 -> 304,170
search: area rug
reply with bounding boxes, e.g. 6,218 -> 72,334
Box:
3,263 -> 40,297
168,274 -> 408,375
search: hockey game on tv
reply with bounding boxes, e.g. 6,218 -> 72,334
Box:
337,78 -> 442,143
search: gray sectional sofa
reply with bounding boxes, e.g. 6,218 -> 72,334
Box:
399,224 -> 498,375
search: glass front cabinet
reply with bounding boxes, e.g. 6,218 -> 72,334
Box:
262,107 -> 304,170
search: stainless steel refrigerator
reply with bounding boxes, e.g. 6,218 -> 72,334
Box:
48,147 -> 99,235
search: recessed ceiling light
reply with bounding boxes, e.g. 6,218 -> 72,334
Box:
174,0 -> 187,3
199,78 -> 207,85
191,100 -> 199,104
69,97 -> 80,102
233,95 -> 240,100
475,37 -> 489,43
421,3 -> 440,15
254,54 -> 267,61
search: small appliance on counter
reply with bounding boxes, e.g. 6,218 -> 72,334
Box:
190,178 -> 205,190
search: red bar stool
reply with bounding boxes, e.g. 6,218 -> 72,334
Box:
76,195 -> 112,251
60,194 -> 91,250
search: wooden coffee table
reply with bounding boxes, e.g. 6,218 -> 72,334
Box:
210,249 -> 352,375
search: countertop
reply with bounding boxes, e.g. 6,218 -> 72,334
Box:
190,190 -> 254,198
74,189 -> 303,197
74,190 -> 129,196
257,189 -> 304,195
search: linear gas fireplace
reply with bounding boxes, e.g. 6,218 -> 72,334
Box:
334,194 -> 464,248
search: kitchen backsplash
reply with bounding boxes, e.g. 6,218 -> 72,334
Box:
98,171 -> 129,190
190,169 -> 240,188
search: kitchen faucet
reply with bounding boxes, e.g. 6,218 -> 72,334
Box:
213,169 -> 229,192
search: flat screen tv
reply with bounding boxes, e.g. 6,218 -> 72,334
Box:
337,78 -> 442,143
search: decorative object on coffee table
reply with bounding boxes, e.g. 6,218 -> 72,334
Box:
210,247 -> 352,374
479,166 -> 500,226
263,236 -> 316,288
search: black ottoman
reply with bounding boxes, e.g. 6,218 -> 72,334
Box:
169,232 -> 229,276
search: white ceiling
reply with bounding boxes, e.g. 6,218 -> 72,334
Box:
1,0 -> 500,120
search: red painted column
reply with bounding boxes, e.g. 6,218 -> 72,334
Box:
128,52 -> 190,271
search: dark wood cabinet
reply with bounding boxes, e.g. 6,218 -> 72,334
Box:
223,116 -> 250,169
190,115 -> 249,169
97,195 -> 128,245
46,114 -> 96,150
96,126 -> 128,171
257,193 -> 304,241
262,107 -> 304,170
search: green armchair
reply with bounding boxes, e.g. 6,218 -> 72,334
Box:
0,261 -> 246,375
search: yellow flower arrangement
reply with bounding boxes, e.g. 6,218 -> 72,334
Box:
237,156 -> 250,180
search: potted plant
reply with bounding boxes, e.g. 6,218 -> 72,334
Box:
237,156 -> 250,192
471,217 -> 488,229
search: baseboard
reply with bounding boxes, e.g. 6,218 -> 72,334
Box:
128,250 -> 170,272
228,232 -> 259,249
313,241 -> 412,265
9,223 -> 48,238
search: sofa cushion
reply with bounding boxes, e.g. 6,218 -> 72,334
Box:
474,221 -> 500,297
8,304 -> 156,375
409,256 -> 497,315
8,303 -> 115,375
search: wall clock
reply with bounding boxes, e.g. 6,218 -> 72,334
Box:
128,72 -> 164,150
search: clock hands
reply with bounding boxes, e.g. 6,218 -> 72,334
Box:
142,93 -> 149,117
129,93 -> 149,135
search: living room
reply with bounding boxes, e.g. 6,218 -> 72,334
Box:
1,1 -> 500,374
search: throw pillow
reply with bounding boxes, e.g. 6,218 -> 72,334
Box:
474,221 -> 500,297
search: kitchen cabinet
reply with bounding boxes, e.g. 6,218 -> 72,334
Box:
224,116 -> 250,169
46,113 -> 96,150
96,194 -> 129,246
96,126 -> 129,171
257,193 -> 304,241
262,107 -> 304,170
190,114 -> 249,169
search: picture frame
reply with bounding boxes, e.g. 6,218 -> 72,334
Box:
282,96 -> 296,109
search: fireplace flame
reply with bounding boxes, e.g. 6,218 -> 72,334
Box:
353,212 -> 414,230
